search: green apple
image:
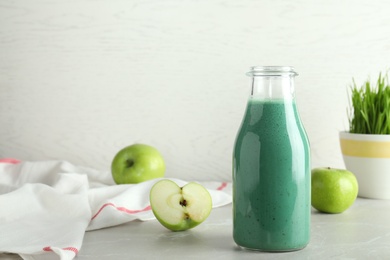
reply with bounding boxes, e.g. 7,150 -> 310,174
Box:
149,179 -> 212,231
111,144 -> 165,184
311,167 -> 358,214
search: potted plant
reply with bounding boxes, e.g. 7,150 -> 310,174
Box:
340,71 -> 390,199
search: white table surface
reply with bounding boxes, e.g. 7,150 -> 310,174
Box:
2,198 -> 390,259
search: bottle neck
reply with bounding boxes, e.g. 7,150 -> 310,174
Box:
246,66 -> 297,101
250,75 -> 295,100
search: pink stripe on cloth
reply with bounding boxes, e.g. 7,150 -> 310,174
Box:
91,203 -> 152,220
217,182 -> 228,191
0,158 -> 21,164
43,246 -> 79,254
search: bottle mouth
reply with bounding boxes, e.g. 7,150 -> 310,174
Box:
246,66 -> 298,77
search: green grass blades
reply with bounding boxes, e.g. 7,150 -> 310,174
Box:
348,71 -> 390,135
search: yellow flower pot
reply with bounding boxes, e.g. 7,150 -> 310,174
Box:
340,131 -> 390,199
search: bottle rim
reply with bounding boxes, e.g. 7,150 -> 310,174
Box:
246,66 -> 298,77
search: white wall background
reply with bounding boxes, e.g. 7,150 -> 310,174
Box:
1,0 -> 389,181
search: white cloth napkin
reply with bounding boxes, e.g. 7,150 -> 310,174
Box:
0,159 -> 232,260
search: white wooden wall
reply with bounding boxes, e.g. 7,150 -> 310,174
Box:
1,0 -> 389,181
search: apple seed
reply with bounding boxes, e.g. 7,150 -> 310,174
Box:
180,199 -> 187,207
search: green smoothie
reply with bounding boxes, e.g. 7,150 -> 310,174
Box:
233,98 -> 310,251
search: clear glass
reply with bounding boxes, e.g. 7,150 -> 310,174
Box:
232,66 -> 310,251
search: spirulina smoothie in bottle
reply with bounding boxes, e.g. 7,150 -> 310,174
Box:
233,66 -> 310,251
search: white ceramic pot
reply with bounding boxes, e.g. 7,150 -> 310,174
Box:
339,131 -> 390,199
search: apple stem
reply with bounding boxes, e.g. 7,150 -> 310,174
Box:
126,159 -> 135,168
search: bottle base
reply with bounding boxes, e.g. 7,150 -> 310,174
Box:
237,244 -> 308,253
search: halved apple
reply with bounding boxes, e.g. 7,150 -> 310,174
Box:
149,179 -> 212,231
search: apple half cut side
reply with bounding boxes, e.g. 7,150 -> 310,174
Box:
149,179 -> 213,231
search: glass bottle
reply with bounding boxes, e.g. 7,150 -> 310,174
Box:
232,66 -> 310,251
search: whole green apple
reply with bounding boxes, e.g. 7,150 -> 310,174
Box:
149,179 -> 212,231
311,167 -> 358,214
111,144 -> 165,184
